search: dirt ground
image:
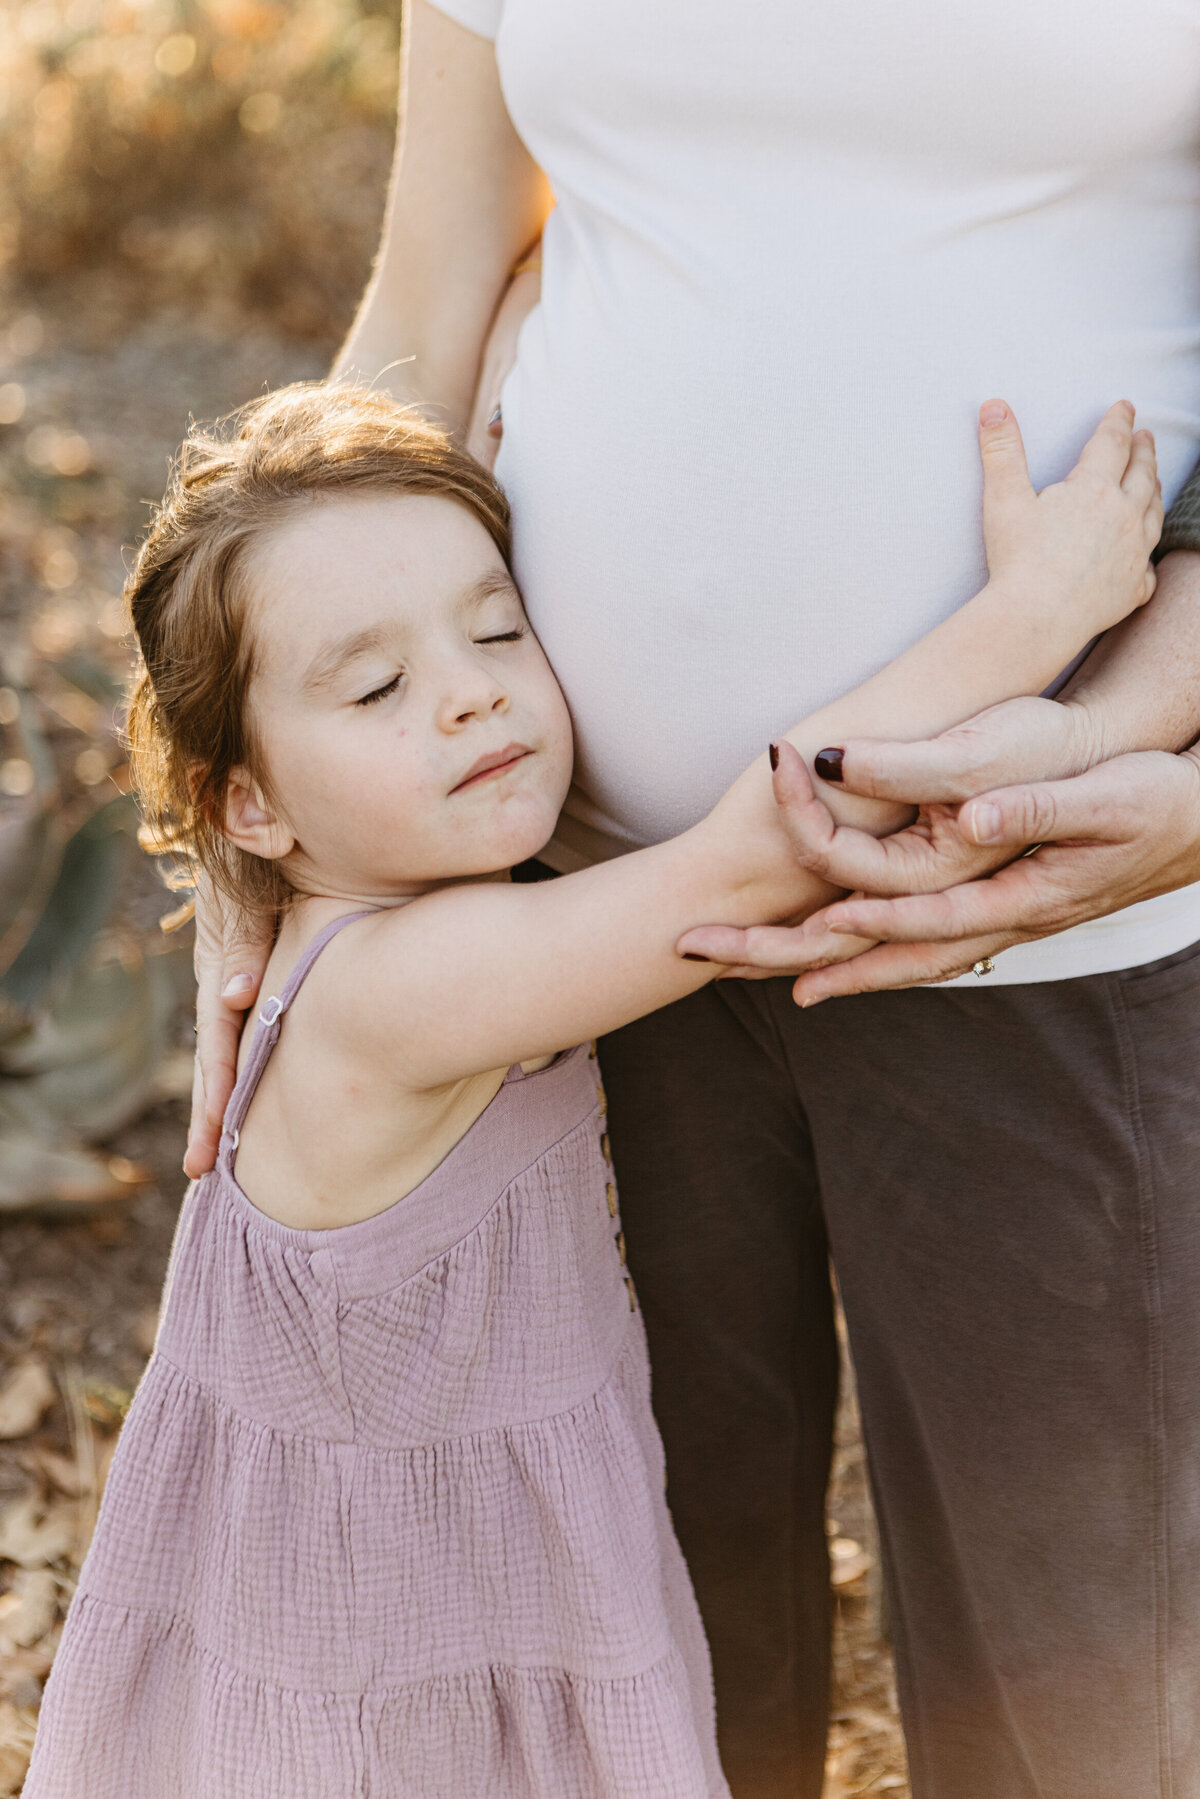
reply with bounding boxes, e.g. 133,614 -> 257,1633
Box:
0,280 -> 910,1795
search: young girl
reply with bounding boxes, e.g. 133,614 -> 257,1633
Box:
25,385 -> 1159,1799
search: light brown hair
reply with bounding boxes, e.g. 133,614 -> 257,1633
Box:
126,382 -> 512,920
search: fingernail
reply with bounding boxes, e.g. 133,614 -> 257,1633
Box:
800,995 -> 824,1009
768,742 -> 780,772
221,973 -> 253,997
682,952 -> 711,962
814,747 -> 844,783
487,405 -> 502,426
969,801 -> 1002,843
979,400 -> 1008,427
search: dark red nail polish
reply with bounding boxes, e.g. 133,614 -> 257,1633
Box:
814,747 -> 844,783
682,952 -> 710,962
768,742 -> 780,772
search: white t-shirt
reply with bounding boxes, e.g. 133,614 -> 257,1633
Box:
432,0 -> 1200,982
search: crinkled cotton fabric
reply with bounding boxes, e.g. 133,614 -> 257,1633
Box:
26,915 -> 728,1799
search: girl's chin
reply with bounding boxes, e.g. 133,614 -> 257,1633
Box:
477,803 -> 562,866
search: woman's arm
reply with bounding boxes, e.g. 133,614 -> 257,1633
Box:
182,4 -> 547,1176
464,261 -> 541,466
335,403 -> 1161,1083
333,0 -> 551,430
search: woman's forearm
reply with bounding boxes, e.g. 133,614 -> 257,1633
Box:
1062,550 -> 1200,760
333,0 -> 551,430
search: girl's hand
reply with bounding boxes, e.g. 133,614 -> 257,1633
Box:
980,398 -> 1161,639
185,875 -> 272,1178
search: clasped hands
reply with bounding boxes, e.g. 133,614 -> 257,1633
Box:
676,694 -> 1200,1000
186,690 -> 1200,1174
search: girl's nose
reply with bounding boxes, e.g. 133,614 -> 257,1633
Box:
436,668 -> 509,732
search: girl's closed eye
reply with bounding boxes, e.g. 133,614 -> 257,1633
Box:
477,628 -> 526,644
356,673 -> 403,707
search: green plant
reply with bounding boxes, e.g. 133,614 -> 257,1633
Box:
0,685 -> 190,1213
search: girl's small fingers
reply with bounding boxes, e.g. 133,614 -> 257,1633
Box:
1121,427 -> 1158,496
677,920 -> 874,970
977,399 -> 1035,510
1073,399 -> 1135,482
1147,494 -> 1165,554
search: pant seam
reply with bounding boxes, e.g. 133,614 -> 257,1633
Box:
1106,972 -> 1172,1799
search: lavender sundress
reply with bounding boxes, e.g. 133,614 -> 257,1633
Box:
26,914 -> 729,1798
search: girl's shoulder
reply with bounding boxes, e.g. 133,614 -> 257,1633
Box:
232,903 -> 523,1231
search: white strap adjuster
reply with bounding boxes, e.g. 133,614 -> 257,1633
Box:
258,996 -> 283,1027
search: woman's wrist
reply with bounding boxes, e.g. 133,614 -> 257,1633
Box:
1061,665 -> 1186,766
1057,691 -> 1121,774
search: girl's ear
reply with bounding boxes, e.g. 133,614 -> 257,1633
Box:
223,768 -> 295,861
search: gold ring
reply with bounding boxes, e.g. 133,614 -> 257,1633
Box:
972,957 -> 996,978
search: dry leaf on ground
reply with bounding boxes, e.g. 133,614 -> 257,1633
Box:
0,1623 -> 62,1693
838,1705 -> 904,1735
0,1492 -> 78,1569
830,1535 -> 874,1588
19,1445 -> 81,1498
0,1698 -> 37,1794
0,1361 -> 55,1440
0,1570 -> 57,1651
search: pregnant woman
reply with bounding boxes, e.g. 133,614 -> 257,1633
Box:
197,4 -> 1200,1795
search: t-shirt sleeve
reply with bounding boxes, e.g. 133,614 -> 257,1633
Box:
424,0 -> 502,39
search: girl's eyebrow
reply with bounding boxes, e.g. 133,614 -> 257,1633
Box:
301,571 -> 518,692
300,624 -> 390,694
463,569 -> 520,609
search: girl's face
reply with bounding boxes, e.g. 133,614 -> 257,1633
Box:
230,491 -> 574,899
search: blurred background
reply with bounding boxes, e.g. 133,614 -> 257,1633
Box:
0,5 -> 906,1791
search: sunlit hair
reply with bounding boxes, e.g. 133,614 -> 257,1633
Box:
125,382 -> 512,921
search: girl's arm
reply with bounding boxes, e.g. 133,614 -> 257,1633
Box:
340,403 -> 1161,1085
333,0 -> 551,430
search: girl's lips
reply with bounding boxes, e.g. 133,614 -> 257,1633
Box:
451,745 -> 532,792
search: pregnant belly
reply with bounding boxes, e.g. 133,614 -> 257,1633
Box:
495,202 -> 1200,855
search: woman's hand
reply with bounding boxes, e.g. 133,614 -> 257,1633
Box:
788,748 -> 1200,999
679,734 -> 1200,1000
677,699 -> 1095,975
466,262 -> 542,470
979,398 -> 1161,639
185,876 -> 272,1178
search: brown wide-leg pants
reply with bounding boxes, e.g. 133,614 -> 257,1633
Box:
596,939 -> 1200,1799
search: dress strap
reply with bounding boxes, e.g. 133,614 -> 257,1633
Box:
218,909 -> 377,1155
